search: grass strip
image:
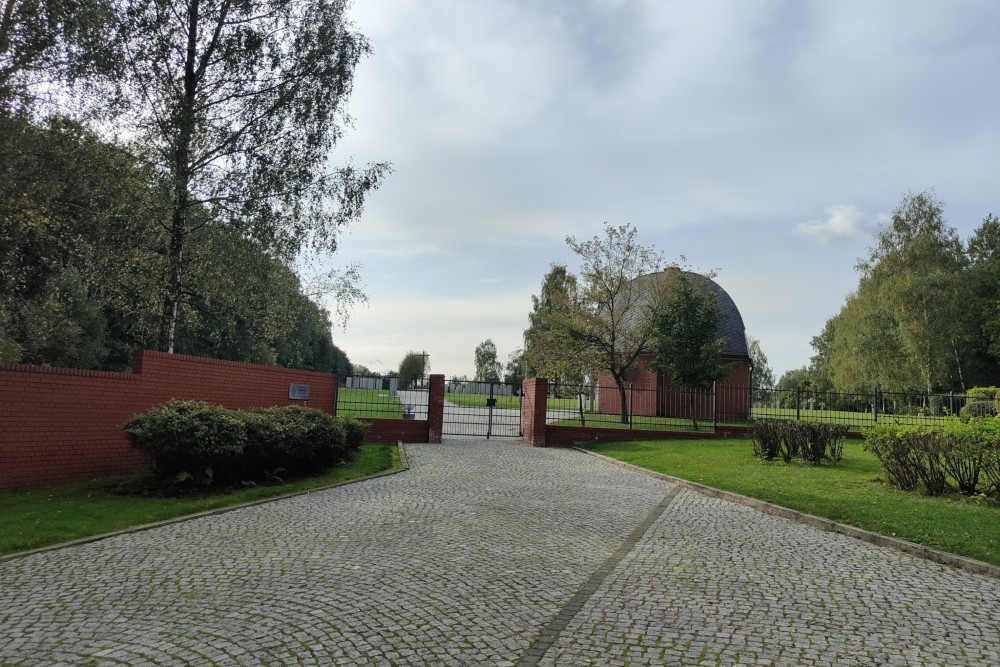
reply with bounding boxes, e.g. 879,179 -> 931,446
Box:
583,438 -> 1000,566
336,388 -> 405,419
0,443 -> 399,557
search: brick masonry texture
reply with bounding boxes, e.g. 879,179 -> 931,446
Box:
1,438 -> 999,666
0,351 -> 336,489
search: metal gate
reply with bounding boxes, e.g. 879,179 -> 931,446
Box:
442,380 -> 521,438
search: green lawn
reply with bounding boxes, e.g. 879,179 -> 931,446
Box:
0,443 -> 399,557
583,438 -> 1000,566
551,414 -> 714,432
337,388 -> 405,419
445,392 -> 521,410
751,406 -> 956,429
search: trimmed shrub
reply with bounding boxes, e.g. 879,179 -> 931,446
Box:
864,425 -> 922,492
798,422 -> 848,465
126,402 -> 362,488
961,400 -> 997,419
780,421 -> 808,462
245,406 -> 346,477
338,416 -> 368,455
125,400 -> 247,483
751,419 -> 784,461
940,421 -> 986,495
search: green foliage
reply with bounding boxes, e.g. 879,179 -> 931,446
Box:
474,339 -> 502,383
751,420 -> 846,465
112,0 -> 389,350
0,113 -> 355,373
750,419 -> 784,461
865,420 -> 1000,496
806,192 -> 1000,395
244,407 -> 346,478
339,417 -> 369,451
125,401 -> 362,490
124,401 -> 248,484
747,335 -> 775,390
398,351 -> 427,390
651,273 -> 727,392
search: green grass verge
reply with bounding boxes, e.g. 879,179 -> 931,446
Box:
751,407 -> 960,429
0,443 -> 399,557
337,388 -> 405,419
445,392 -> 521,410
551,414 -> 714,432
583,438 -> 1000,566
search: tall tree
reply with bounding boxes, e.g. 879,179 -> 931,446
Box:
398,350 -> 427,390
503,348 -> 525,392
474,339 -> 502,383
650,272 -> 727,428
967,213 -> 1000,381
0,0 -> 114,111
856,191 -> 968,392
522,264 -> 587,387
552,223 -> 666,423
112,0 -> 389,352
747,335 -> 774,390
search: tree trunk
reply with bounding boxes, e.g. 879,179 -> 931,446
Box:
614,375 -> 629,424
157,0 -> 201,353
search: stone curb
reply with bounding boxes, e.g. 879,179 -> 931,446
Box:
0,442 -> 411,564
575,447 -> 1000,581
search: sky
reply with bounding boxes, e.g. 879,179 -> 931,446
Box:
317,0 -> 1000,380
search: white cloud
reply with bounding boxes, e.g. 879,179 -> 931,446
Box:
795,205 -> 874,244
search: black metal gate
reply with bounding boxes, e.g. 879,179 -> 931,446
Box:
442,380 -> 522,438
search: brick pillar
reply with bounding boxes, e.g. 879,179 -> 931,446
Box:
521,377 -> 548,447
428,374 -> 445,443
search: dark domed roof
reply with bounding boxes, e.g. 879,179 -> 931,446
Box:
633,268 -> 749,359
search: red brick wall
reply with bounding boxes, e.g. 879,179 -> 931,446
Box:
546,425 -> 717,448
521,378 -> 548,446
0,350 -> 336,490
427,374 -> 444,444
361,418 -> 430,444
597,356 -> 751,420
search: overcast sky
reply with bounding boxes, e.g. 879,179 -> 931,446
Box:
320,0 -> 1000,380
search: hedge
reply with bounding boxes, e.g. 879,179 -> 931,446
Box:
125,401 -> 368,486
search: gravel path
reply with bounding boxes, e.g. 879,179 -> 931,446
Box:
1,438 -> 999,666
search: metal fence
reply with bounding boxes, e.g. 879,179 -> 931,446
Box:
336,375 -> 427,420
743,386 -> 993,429
443,379 -> 521,438
544,381 -> 997,432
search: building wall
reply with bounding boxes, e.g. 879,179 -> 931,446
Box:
597,356 -> 751,421
0,350 -> 336,490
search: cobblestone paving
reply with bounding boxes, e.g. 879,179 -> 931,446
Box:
2,439 -> 1000,666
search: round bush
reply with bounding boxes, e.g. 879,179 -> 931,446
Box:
124,400 -> 247,482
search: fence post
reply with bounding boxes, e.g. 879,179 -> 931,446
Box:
873,386 -> 879,423
427,374 -> 445,443
795,387 -> 801,421
712,381 -> 718,432
629,383 -> 633,429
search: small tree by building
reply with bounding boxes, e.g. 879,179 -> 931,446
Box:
650,273 -> 728,428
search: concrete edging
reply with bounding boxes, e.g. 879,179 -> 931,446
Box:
0,442 -> 411,564
575,447 -> 1000,581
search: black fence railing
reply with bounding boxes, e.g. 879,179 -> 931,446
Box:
544,382 -> 996,433
744,386 -> 992,429
336,375 -> 427,420
543,382 -> 718,433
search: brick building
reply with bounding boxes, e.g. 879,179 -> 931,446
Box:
597,269 -> 752,421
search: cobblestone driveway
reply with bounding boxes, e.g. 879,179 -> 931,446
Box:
2,438 -> 999,666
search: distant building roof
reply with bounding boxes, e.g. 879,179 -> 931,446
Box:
632,268 -> 749,359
